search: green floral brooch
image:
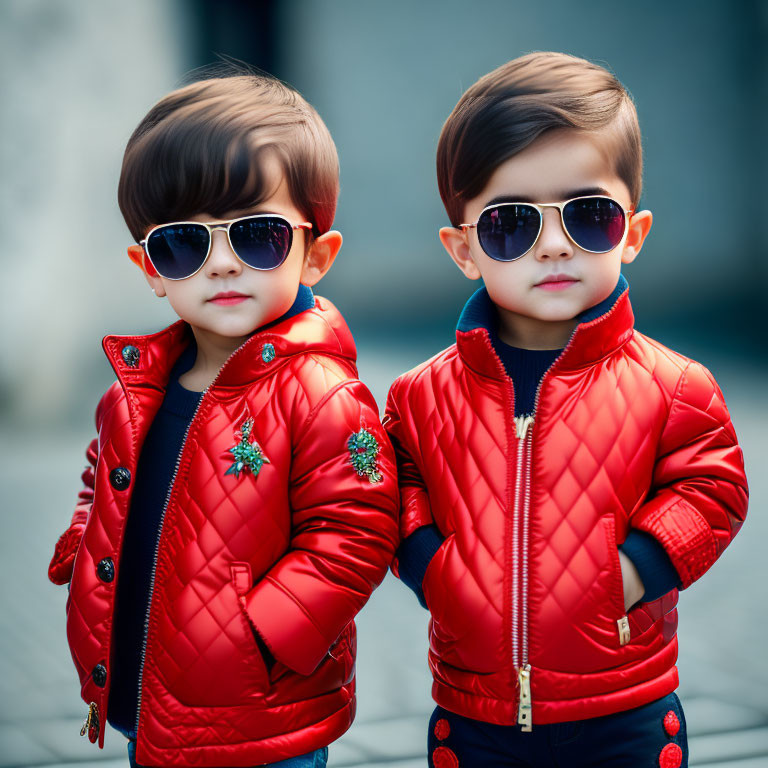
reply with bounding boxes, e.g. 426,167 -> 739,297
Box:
347,428 -> 382,483
226,418 -> 270,479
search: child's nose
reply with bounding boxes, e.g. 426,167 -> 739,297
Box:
532,207 -> 574,261
204,229 -> 243,276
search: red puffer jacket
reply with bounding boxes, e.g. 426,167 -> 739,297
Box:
384,282 -> 748,728
48,296 -> 399,766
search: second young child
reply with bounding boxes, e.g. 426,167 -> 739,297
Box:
386,52 -> 748,767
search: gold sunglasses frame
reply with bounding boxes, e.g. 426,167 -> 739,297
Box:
459,195 -> 634,261
139,214 -> 313,280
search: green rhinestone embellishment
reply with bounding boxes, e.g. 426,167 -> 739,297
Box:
226,417 -> 270,478
262,343 -> 276,363
347,428 -> 382,483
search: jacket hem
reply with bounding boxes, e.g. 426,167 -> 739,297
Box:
135,696 -> 354,767
433,664 -> 679,726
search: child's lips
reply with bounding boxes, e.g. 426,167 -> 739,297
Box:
535,275 -> 579,292
208,292 -> 249,305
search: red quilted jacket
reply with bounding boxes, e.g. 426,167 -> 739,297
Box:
384,282 -> 748,728
48,296 -> 399,766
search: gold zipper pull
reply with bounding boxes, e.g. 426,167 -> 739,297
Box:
617,616 -> 631,646
517,664 -> 533,731
514,415 -> 534,440
79,702 -> 99,741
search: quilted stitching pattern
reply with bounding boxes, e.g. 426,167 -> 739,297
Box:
632,360 -> 747,585
55,300 -> 399,766
385,296 -> 748,726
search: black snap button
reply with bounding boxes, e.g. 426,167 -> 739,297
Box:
121,345 -> 140,367
109,467 -> 131,491
96,557 -> 114,583
92,664 -> 107,687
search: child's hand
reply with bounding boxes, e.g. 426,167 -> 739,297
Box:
618,549 -> 645,612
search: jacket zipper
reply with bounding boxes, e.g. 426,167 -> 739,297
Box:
511,361 -> 559,731
134,340 -> 258,736
506,288 -> 629,731
509,317 -> 585,730
512,414 -> 534,731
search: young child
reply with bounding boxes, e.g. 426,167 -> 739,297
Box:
385,52 -> 748,767
47,72 -> 399,768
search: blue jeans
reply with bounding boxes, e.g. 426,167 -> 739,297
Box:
428,692 -> 688,767
127,740 -> 328,768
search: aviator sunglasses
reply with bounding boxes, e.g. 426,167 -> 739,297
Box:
460,195 -> 633,262
140,214 -> 313,280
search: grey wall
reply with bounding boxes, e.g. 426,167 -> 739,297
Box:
0,0 -> 192,424
275,0 -> 767,340
1,0 -> 765,428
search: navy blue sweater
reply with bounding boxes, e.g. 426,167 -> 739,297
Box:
108,286 -> 315,738
397,278 -> 681,610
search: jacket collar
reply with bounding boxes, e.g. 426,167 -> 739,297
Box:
456,274 -> 635,379
102,285 -> 357,391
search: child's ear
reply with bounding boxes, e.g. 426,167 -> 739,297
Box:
301,230 -> 342,287
127,245 -> 165,296
621,210 -> 652,265
439,227 -> 482,280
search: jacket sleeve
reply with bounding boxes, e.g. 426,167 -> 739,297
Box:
242,380 -> 399,675
48,436 -> 98,585
48,384 -> 116,586
396,524 -> 444,608
619,529 -> 681,603
383,377 -> 435,553
630,361 -> 748,589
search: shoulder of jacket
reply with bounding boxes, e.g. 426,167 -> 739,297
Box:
625,331 -> 727,411
630,330 -> 692,369
620,330 -> 693,387
390,343 -> 459,397
272,349 -> 369,419
288,349 -> 357,388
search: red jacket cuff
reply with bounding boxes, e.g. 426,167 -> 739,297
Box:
243,577 -> 330,676
48,524 -> 85,585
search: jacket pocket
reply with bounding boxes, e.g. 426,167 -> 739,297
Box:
421,533 -> 454,617
535,514 -> 635,673
603,515 -> 632,648
230,562 -> 271,683
422,533 -> 502,674
263,621 -> 357,707
327,621 -> 355,686
149,563 -> 271,707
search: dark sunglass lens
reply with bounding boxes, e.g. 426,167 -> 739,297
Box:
146,223 -> 210,279
476,205 -> 540,262
563,197 -> 625,252
229,217 -> 292,270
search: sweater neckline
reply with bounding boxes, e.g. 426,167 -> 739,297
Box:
455,274 -> 634,378
162,341 -> 203,418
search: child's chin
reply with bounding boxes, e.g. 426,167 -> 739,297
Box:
193,317 -> 266,338
498,301 -> 581,324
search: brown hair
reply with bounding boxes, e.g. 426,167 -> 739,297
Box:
118,72 -> 339,242
436,51 -> 642,226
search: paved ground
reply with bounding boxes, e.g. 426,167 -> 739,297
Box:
1,344 -> 765,767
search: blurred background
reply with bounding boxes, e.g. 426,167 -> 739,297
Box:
0,1 -> 765,766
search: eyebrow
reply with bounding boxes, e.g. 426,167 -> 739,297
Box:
484,187 -> 611,207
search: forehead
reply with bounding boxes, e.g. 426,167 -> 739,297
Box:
474,129 -> 630,211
